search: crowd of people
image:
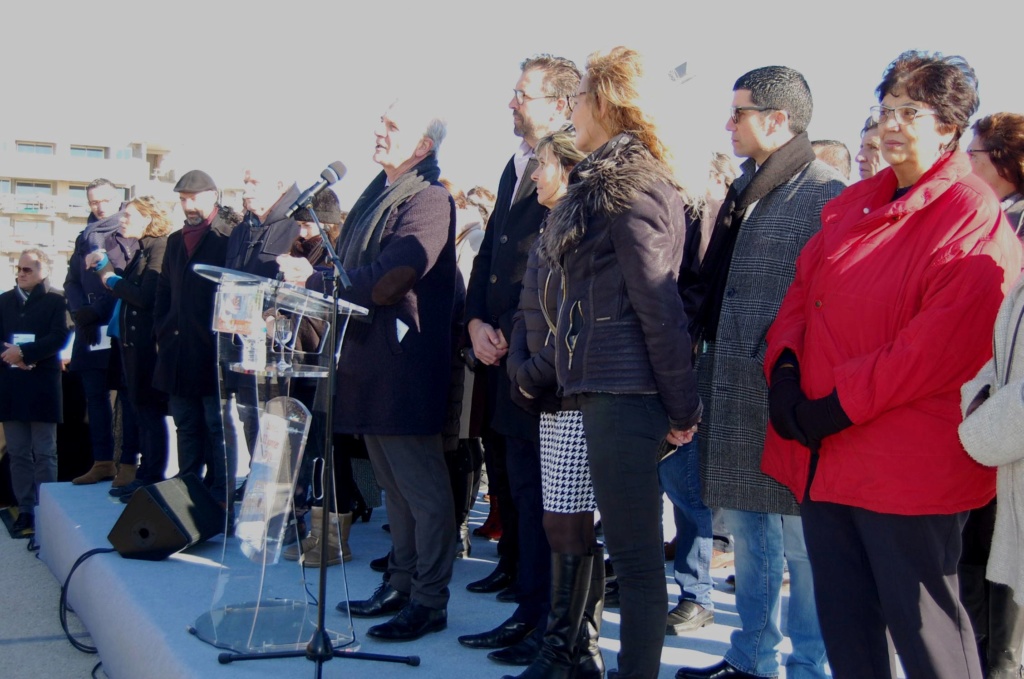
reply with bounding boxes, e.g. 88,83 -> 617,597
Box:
3,45 -> 1024,679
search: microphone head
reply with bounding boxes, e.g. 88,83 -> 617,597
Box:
321,161 -> 347,184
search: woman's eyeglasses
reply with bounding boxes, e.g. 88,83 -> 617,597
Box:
869,105 -> 937,126
567,92 -> 589,114
965,148 -> 992,159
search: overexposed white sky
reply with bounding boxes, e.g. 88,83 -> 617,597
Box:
7,0 -> 1023,207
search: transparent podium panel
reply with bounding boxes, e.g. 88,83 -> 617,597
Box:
190,264 -> 366,656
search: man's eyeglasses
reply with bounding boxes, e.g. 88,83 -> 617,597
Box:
14,267 -> 36,275
869,105 -> 937,126
966,148 -> 992,159
513,89 -> 557,106
729,106 -> 775,124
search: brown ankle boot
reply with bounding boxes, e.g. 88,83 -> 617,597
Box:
111,464 -> 138,488
283,508 -> 346,567
338,511 -> 353,562
73,461 -> 118,485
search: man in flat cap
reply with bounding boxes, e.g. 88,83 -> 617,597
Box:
153,170 -> 242,515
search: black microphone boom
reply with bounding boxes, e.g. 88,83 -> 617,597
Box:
284,161 -> 347,218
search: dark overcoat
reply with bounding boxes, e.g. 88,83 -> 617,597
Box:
152,210 -> 236,398
464,155 -> 546,441
0,281 -> 71,423
64,212 -> 126,371
324,181 -> 457,436
106,234 -> 168,407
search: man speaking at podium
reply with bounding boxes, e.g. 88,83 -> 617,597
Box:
278,93 -> 459,642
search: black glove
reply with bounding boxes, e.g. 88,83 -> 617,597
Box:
768,352 -> 809,446
509,377 -> 539,414
81,322 -> 101,346
74,306 -> 101,327
794,389 -> 853,450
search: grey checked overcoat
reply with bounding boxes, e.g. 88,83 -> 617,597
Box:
697,157 -> 846,515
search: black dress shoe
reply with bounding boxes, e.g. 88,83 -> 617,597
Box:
675,659 -> 770,679
11,512 -> 34,534
495,584 -> 518,603
466,567 -> 515,594
336,582 -> 409,618
458,617 -> 534,649
369,552 -> 390,573
366,601 -> 446,641
487,632 -> 540,665
666,600 -> 715,635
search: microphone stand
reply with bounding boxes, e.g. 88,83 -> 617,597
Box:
218,210 -> 418,676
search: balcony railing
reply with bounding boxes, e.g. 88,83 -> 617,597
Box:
0,193 -> 91,217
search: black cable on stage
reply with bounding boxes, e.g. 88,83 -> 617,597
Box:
59,548 -> 116,653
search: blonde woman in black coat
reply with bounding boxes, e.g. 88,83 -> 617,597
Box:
87,197 -> 170,499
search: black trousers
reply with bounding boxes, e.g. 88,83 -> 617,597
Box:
801,498 -> 982,679
580,393 -> 667,679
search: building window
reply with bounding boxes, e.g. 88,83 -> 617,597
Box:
15,182 -> 53,196
68,185 -> 89,208
12,220 -> 53,242
16,142 -> 55,155
0,179 -> 10,194
70,146 -> 107,159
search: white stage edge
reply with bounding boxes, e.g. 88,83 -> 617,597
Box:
37,481 -> 762,679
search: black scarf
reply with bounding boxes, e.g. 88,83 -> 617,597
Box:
695,131 -> 815,342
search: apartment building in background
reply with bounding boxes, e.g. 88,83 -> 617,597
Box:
0,136 -> 175,286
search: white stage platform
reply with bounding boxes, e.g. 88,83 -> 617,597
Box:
37,481 -> 761,679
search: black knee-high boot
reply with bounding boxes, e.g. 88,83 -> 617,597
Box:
502,553 -> 593,679
577,549 -> 606,678
988,582 -> 1024,679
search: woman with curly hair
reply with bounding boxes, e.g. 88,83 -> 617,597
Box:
87,196 -> 171,500
539,46 -> 701,679
763,51 -> 1021,678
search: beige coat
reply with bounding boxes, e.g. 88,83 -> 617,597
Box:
960,271 -> 1024,604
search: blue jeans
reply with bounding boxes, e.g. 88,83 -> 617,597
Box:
168,394 -> 236,505
722,509 -> 827,679
658,437 -> 713,609
79,368 -> 114,462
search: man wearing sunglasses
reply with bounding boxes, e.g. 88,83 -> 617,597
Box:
677,66 -> 846,679
459,54 -> 579,667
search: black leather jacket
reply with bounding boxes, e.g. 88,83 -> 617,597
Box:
539,134 -> 702,429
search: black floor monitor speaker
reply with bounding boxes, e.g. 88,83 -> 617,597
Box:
108,474 -> 226,561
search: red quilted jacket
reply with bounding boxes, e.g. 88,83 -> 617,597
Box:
762,151 -> 1022,515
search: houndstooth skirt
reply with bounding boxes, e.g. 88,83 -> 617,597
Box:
539,410 -> 597,514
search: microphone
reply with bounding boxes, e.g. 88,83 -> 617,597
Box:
284,161 -> 347,218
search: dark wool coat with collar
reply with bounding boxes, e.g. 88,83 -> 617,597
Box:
64,211 -> 127,372
541,133 -> 702,430
696,156 -> 846,516
322,181 -> 457,436
0,282 -> 71,423
465,154 -> 547,442
104,234 -> 168,407
152,209 -> 238,398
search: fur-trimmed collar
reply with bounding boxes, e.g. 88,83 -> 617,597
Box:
538,133 -> 679,267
